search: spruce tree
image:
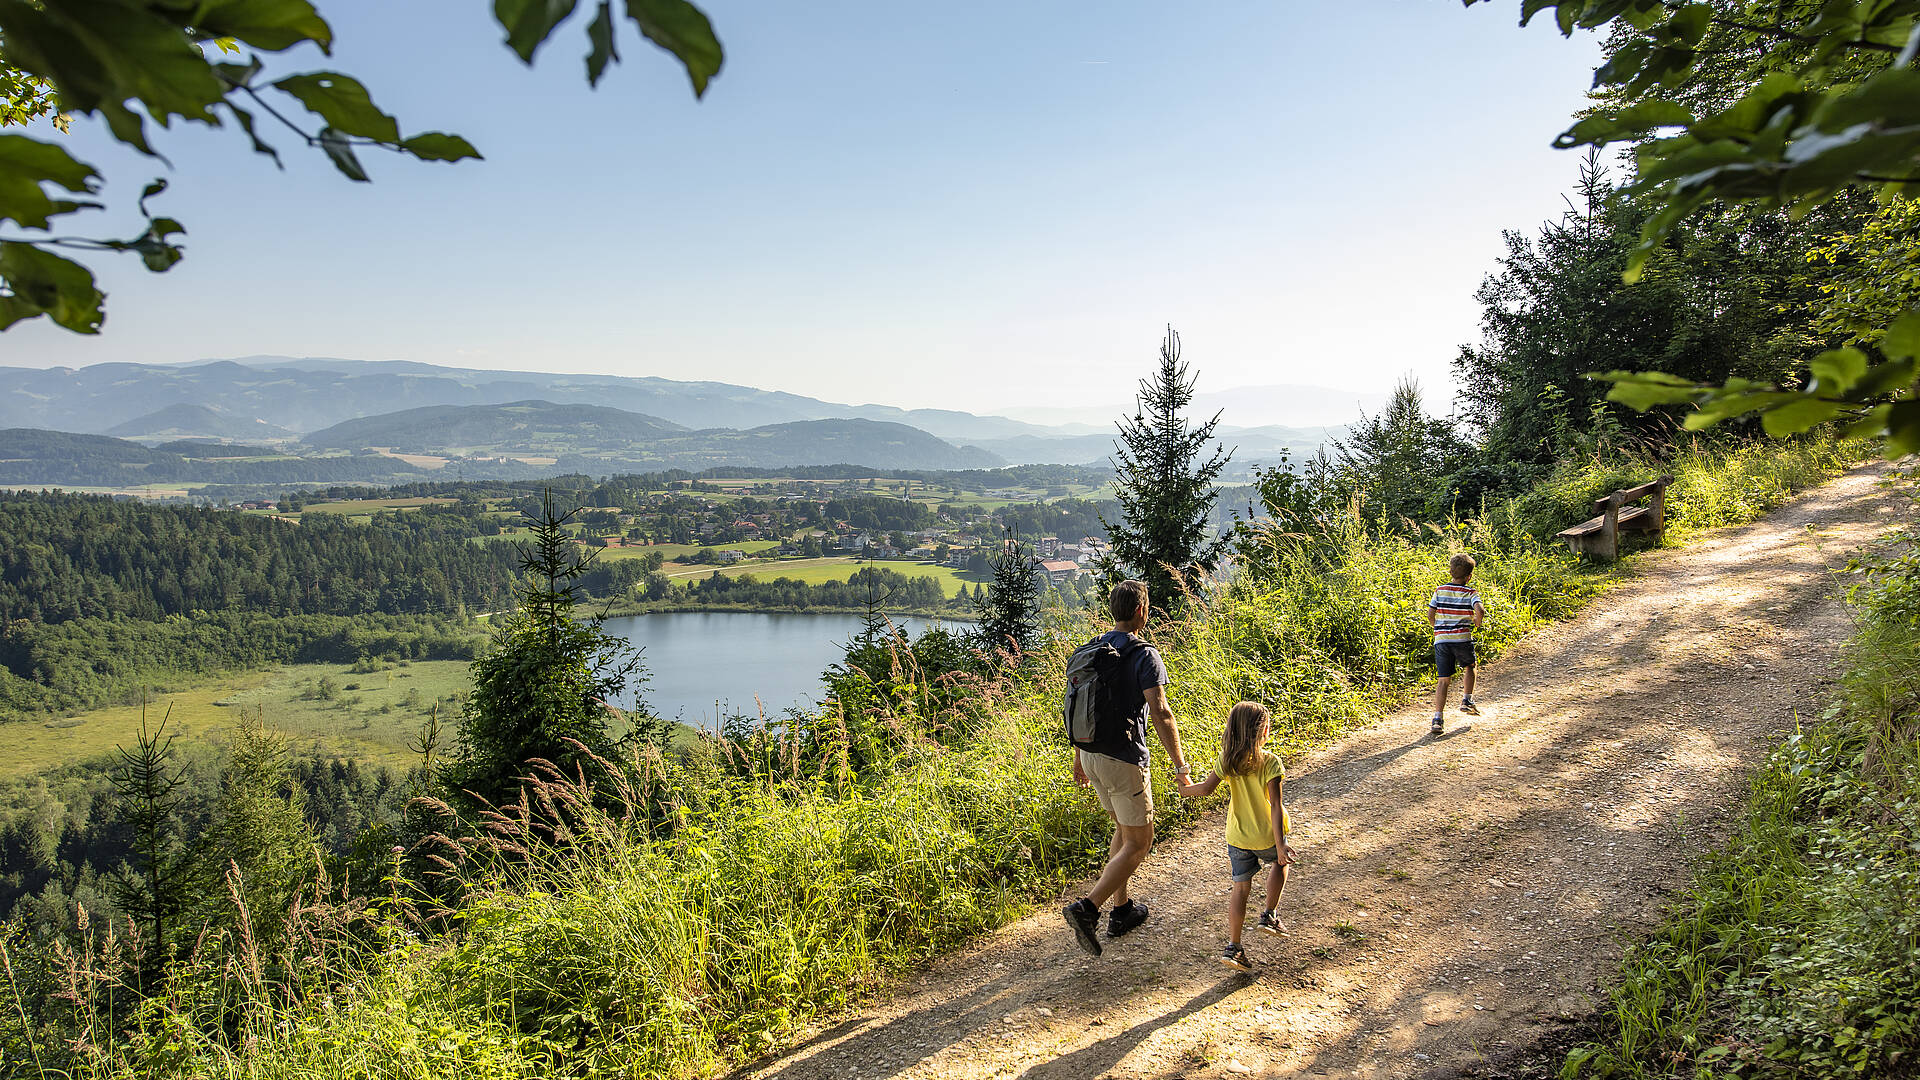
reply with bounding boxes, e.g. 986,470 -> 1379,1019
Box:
1102,326 -> 1232,606
107,709 -> 192,974
974,531 -> 1041,662
1331,376 -> 1469,527
447,492 -> 645,804
199,710 -> 316,939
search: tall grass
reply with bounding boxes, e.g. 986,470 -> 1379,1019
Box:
0,436 -> 1864,1080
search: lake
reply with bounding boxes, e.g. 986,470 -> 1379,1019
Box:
601,611 -> 956,728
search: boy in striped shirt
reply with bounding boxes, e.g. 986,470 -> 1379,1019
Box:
1427,553 -> 1487,735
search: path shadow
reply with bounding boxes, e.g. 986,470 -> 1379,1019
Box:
726,1015 -> 872,1076
742,972 -> 1025,1080
1302,732 -> 1434,792
1016,974 -> 1249,1080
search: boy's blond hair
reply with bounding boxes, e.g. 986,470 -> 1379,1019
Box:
1448,553 -> 1476,581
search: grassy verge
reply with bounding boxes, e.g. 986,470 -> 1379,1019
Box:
2,436 -> 1866,1080
1565,473 -> 1920,1079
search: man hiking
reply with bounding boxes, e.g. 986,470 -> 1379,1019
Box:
1063,579 -> 1192,956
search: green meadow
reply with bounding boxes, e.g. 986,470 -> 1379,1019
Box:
0,660 -> 474,781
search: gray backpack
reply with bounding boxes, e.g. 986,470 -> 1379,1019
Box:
1063,635 -> 1141,745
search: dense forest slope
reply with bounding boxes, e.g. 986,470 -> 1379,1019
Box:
0,493 -> 519,622
0,429 -> 432,487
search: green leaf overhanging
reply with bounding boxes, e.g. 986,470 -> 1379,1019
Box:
624,0 -> 722,97
0,134 -> 100,229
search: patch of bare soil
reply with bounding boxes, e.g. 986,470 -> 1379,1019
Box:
740,463 -> 1906,1080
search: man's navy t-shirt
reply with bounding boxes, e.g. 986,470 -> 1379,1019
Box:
1080,630 -> 1170,768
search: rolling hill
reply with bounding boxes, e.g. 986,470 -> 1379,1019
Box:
104,403 -> 294,442
302,401 -> 689,453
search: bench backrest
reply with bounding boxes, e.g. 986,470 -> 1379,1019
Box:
1591,475 -> 1673,511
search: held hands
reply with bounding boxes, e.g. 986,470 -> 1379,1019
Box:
1175,765 -> 1211,797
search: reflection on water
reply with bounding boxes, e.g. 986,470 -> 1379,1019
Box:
600,611 -> 949,728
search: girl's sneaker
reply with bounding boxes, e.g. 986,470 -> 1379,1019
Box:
1257,910 -> 1285,937
1219,942 -> 1254,971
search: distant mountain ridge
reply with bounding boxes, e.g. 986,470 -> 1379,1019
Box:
0,404 -> 1003,489
0,357 -> 1065,443
300,401 -> 1004,471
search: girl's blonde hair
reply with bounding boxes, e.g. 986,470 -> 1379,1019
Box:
1217,701 -> 1271,778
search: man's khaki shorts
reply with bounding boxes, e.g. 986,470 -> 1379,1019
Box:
1079,750 -> 1153,828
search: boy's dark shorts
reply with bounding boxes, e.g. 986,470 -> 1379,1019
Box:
1434,641 -> 1476,678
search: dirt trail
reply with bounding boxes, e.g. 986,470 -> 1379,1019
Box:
742,463 -> 1907,1080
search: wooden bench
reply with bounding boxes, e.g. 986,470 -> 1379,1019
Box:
1555,475 -> 1673,560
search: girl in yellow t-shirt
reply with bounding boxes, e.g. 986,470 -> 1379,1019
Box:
1177,701 -> 1295,971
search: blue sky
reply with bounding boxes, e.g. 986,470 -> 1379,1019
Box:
1,1 -> 1601,420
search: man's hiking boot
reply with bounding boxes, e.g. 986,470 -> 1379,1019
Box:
1431,716 -> 1444,736
1107,899 -> 1149,938
1220,942 -> 1253,972
1257,910 -> 1285,937
1460,698 -> 1481,716
1064,899 -> 1103,956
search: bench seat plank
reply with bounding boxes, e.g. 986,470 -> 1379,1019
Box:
1557,505 -> 1651,540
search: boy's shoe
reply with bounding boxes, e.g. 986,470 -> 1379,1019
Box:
1107,899 -> 1150,938
1460,698 -> 1481,716
1431,716 -> 1444,735
1220,941 -> 1254,971
1064,899 -> 1103,956
1257,910 -> 1285,937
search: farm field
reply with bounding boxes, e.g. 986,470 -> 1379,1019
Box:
662,556 -> 983,591
690,476 -> 1107,508
594,539 -> 782,560
4,483 -> 206,498
296,496 -> 461,516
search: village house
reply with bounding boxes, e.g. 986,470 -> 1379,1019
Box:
1073,537 -> 1110,564
1039,559 -> 1082,585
